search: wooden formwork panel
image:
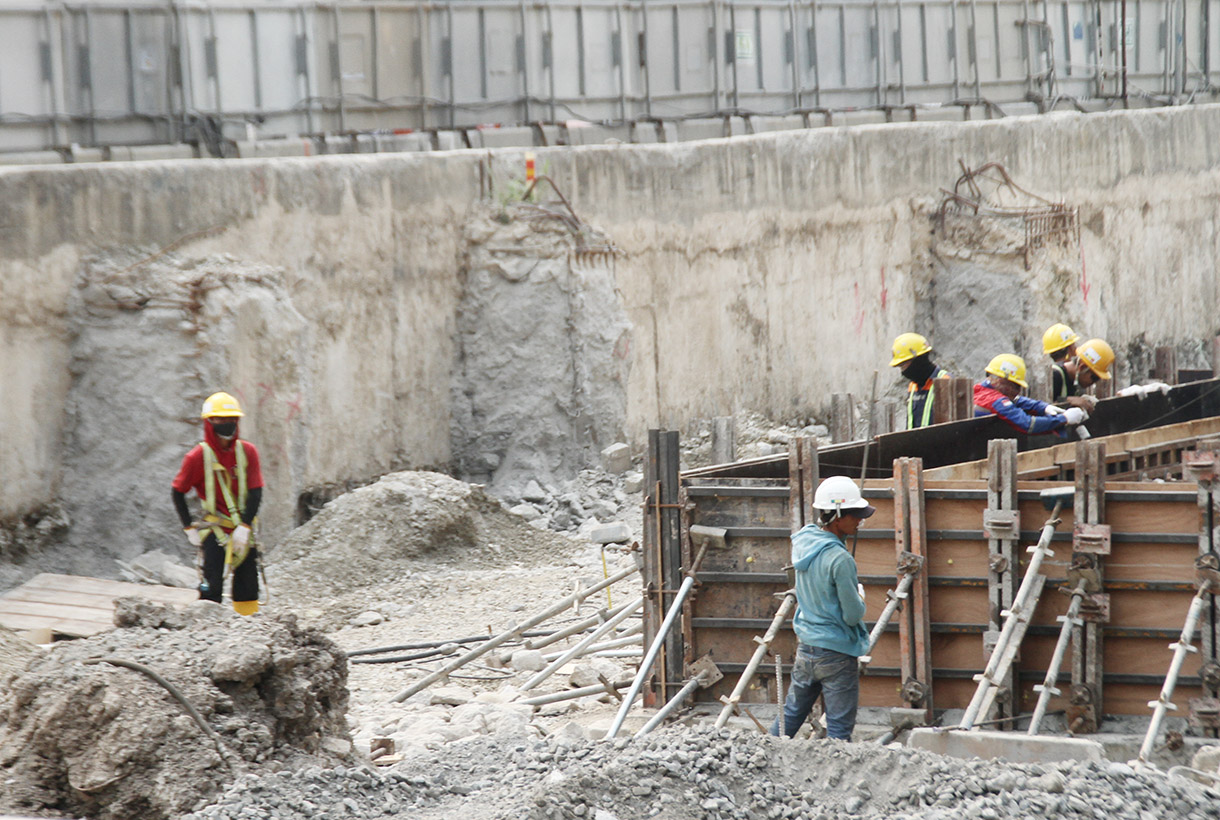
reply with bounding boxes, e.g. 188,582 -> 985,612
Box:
679,473 -> 1208,716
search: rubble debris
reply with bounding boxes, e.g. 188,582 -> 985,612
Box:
0,599 -> 351,820
180,726 -> 1220,820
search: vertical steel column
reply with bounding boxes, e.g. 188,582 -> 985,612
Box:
643,429 -> 664,708
124,9 -> 136,118
642,430 -> 683,706
545,3 -> 558,121
446,2 -> 456,128
873,0 -> 885,104
43,7 -> 67,145
949,0 -> 961,99
895,457 -> 933,724
251,10 -> 264,117
969,0 -> 981,100
1186,443 -> 1220,712
615,4 -> 628,120
420,4 -> 432,130
207,8 -> 223,116
642,0 -> 654,118
984,439 -> 1020,727
728,3 -> 740,109
298,6 -> 315,135
370,7 -> 380,104
896,0 -> 907,102
1069,440 -> 1107,733
332,6 -> 345,132
83,6 -> 97,145
788,0 -> 801,108
519,0 -> 531,122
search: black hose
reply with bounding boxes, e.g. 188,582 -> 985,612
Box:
345,628 -> 554,658
83,656 -> 238,772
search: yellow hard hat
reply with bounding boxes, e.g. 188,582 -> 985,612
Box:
201,391 -> 244,418
1042,323 -> 1079,355
1076,338 -> 1114,379
890,332 -> 933,366
985,354 -> 1029,389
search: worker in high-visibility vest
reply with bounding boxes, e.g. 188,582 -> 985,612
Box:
889,332 -> 950,429
172,392 -> 264,615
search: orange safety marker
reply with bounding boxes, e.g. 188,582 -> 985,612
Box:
524,151 -> 536,200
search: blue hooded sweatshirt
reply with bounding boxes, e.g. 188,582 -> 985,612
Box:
790,523 -> 870,657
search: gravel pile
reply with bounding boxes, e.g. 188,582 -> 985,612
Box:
181,725 -> 1220,820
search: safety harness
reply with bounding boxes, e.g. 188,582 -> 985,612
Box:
200,441 -> 253,569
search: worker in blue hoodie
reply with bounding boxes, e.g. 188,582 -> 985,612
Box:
770,475 -> 874,741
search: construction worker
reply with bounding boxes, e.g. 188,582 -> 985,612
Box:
770,475 -> 873,741
974,354 -> 1088,435
1046,327 -> 1113,410
1043,323 -> 1080,403
172,392 -> 264,615
890,332 -> 950,429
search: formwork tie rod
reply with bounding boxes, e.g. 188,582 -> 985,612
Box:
959,491 -> 1069,729
715,591 -> 798,729
1027,580 -> 1088,735
1138,583 -> 1212,762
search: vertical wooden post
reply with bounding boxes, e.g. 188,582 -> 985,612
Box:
894,457 -> 933,723
1069,440 -> 1107,733
1211,336 -> 1220,377
873,400 -> 896,436
831,393 -> 855,441
985,439 -> 1020,727
1153,345 -> 1178,384
931,376 -> 974,423
787,437 -> 819,534
952,377 -> 974,421
711,417 -> 736,464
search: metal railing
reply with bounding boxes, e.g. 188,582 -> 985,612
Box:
0,0 -> 1217,153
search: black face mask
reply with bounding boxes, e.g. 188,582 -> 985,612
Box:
211,421 -> 237,438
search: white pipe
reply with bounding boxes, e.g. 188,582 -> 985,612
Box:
1138,586 -> 1210,762
391,563 -> 639,702
520,597 -> 644,691
525,601 -> 635,650
858,573 -> 916,669
959,509 -> 1061,729
541,627 -> 642,662
1027,581 -> 1087,735
715,592 -> 798,729
634,673 -> 705,737
605,574 -> 696,740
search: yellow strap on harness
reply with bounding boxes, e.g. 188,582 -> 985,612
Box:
200,442 -> 253,568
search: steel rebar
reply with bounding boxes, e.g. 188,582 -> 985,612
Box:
524,601 -> 635,651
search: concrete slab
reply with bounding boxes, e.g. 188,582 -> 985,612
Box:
908,727 -> 1106,764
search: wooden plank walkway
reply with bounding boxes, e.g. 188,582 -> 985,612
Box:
0,573 -> 198,639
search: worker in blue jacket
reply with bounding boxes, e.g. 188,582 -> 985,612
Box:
771,475 -> 874,741
973,354 -> 1087,434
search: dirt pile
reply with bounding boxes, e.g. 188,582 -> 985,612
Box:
0,623 -> 39,684
0,599 -> 351,820
267,470 -> 579,629
182,725 -> 1220,820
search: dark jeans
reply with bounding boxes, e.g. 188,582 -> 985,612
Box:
770,644 -> 860,741
199,533 -> 259,603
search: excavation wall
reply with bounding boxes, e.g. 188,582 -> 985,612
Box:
4,105 -> 1220,579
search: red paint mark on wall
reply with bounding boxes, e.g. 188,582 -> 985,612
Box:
880,267 -> 888,311
853,283 -> 866,333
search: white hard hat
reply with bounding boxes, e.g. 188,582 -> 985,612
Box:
813,476 -> 876,519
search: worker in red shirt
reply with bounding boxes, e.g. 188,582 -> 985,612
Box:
172,392 -> 264,615
974,354 -> 1088,435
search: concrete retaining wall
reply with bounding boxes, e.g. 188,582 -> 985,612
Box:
4,104 -> 1220,570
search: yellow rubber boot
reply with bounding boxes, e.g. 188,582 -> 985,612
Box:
233,600 -> 260,616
